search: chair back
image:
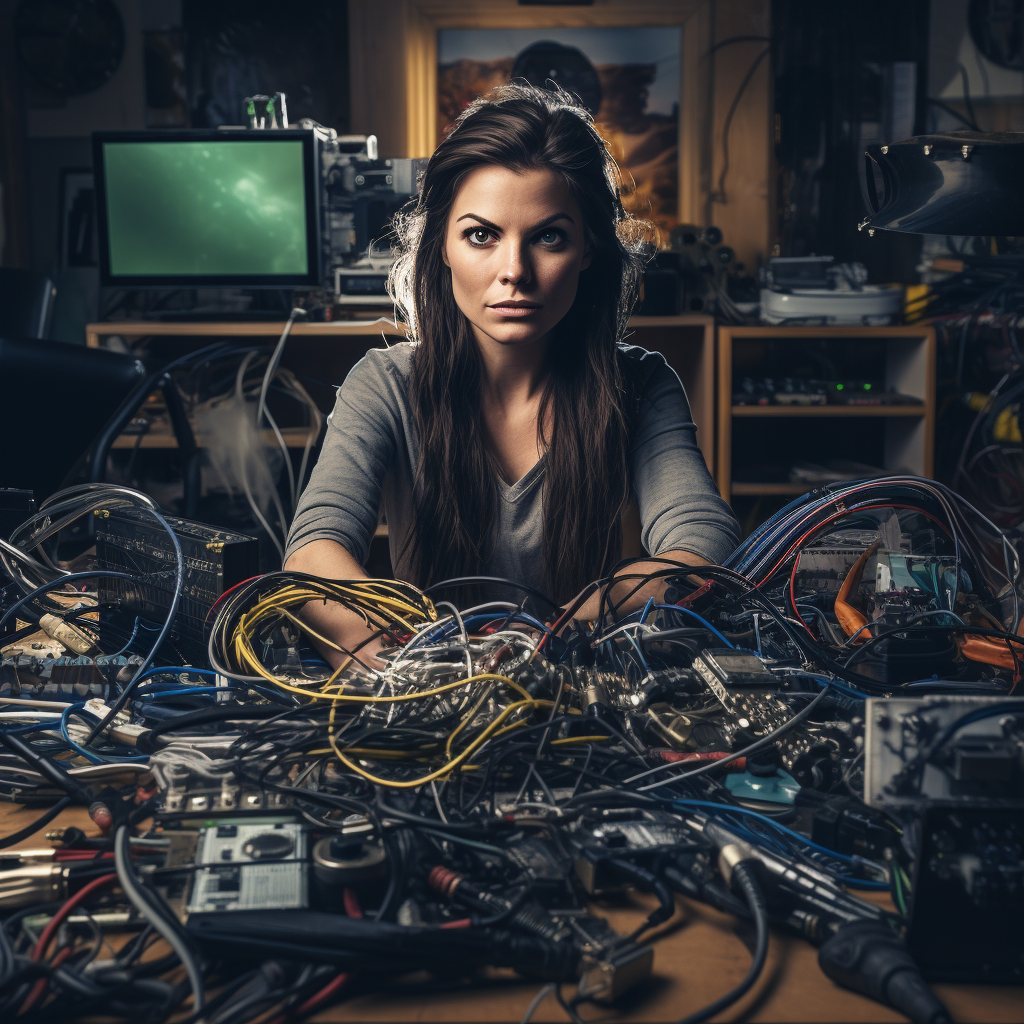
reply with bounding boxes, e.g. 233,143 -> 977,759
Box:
0,268 -> 57,339
0,336 -> 146,500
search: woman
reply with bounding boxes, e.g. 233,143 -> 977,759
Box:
285,83 -> 739,664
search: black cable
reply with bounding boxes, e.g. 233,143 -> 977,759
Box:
673,861 -> 769,1024
713,48 -> 771,204
0,797 -> 72,849
0,732 -> 85,798
706,35 -> 771,56
957,62 -> 980,131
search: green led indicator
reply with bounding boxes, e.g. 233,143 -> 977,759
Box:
864,383 -> 872,390
836,383 -> 844,390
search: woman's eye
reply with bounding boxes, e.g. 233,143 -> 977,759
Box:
536,229 -> 562,245
467,228 -> 492,246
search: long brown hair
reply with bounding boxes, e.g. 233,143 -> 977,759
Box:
389,83 -> 648,602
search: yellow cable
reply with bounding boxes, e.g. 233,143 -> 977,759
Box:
329,698 -> 540,788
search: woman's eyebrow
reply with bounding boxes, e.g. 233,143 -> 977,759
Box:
454,212 -> 576,230
456,213 -> 500,229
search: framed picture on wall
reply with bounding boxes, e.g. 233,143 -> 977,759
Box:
59,168 -> 98,268
438,27 -> 681,237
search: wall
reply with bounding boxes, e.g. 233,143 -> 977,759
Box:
17,0 -> 148,340
929,0 -> 1024,131
347,0 -> 773,271
24,0 -> 146,140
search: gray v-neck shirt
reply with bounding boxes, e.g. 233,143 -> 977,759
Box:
285,342 -> 739,591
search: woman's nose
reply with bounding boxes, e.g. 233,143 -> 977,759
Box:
499,241 -> 531,286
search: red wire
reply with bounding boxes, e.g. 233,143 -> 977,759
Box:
20,946 -> 76,1014
31,873 -> 118,962
20,872 -> 118,1013
769,503 -> 956,637
342,888 -> 363,919
758,503 -> 953,586
264,973 -> 350,1024
204,575 -> 264,624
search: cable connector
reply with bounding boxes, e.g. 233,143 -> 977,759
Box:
819,921 -> 952,1024
38,613 -> 98,655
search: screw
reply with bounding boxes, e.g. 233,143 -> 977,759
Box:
962,144 -> 973,159
881,145 -> 888,154
923,144 -> 932,156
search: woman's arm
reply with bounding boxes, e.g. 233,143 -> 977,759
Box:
629,353 -> 740,581
562,353 -> 738,624
285,540 -> 386,670
566,549 -> 709,621
283,350 -> 409,670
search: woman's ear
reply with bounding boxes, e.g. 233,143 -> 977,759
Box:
580,249 -> 593,271
442,243 -> 450,268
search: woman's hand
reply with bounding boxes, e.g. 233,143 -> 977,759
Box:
562,550 -> 710,624
284,540 -> 387,671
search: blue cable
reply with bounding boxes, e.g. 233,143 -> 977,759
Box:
672,799 -> 861,864
798,673 -> 870,701
60,704 -> 147,764
136,686 -> 233,700
676,803 -> 891,889
653,604 -> 735,648
624,632 -> 650,673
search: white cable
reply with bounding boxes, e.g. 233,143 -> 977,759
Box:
114,825 -> 205,1017
256,309 -> 304,510
0,697 -> 73,709
257,308 -> 306,431
0,711 -> 64,722
234,352 -> 285,562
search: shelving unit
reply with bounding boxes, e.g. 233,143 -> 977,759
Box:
87,314 -> 717,470
717,325 -> 936,507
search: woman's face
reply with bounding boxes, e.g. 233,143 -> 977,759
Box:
444,164 -> 591,351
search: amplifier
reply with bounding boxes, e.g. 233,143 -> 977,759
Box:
95,509 -> 258,664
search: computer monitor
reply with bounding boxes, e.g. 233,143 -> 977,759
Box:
92,130 -> 321,288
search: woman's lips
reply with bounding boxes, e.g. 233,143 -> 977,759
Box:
489,304 -> 541,317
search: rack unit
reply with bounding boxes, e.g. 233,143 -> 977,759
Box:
716,325 -> 936,507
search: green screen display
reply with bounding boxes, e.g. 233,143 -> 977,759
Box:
102,139 -> 309,277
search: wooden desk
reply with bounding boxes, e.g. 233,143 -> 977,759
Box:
1,801 -> 1019,1023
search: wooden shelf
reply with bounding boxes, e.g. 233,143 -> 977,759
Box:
86,320 -> 407,344
717,325 -> 936,506
111,427 -> 318,450
731,482 -> 811,496
731,404 -> 926,417
90,314 -> 719,482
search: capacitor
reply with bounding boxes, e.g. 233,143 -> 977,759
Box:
312,835 -> 387,907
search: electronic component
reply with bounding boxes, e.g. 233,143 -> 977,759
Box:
312,833 -> 387,903
333,265 -> 391,305
0,654 -> 135,700
794,791 -> 900,860
863,696 -> 1024,809
95,509 -> 258,663
186,820 -> 308,914
693,649 -> 776,696
907,805 -> 1024,983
